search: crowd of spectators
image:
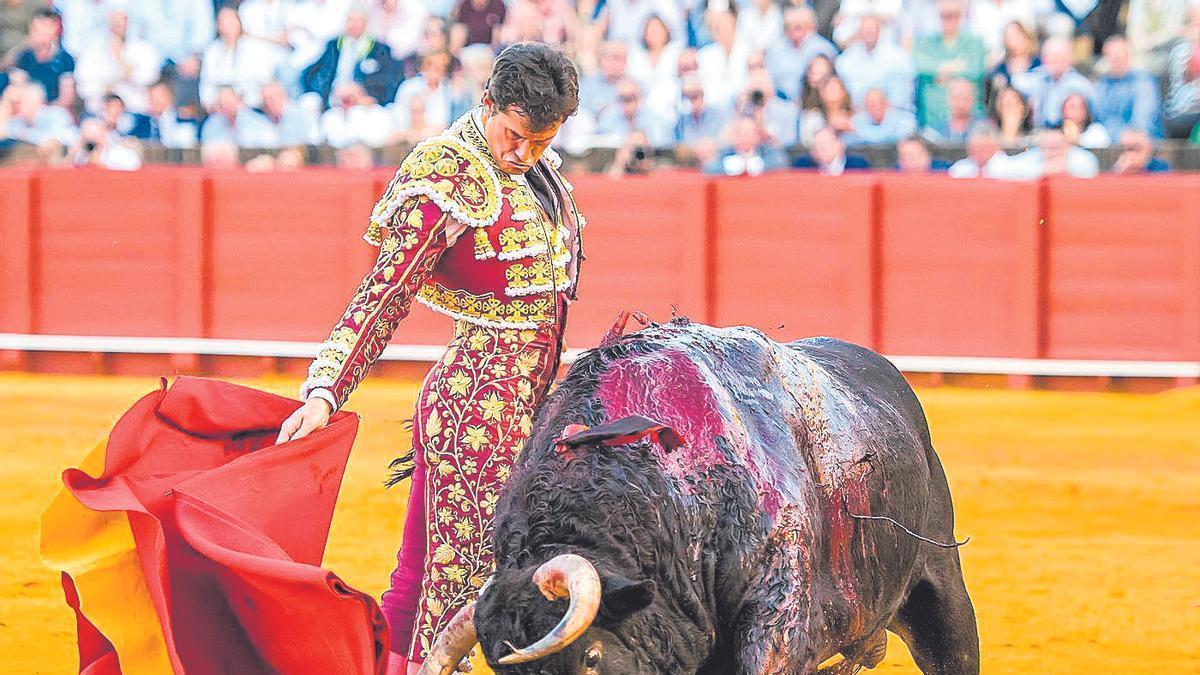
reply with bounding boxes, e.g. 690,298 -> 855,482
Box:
1,0 -> 1197,177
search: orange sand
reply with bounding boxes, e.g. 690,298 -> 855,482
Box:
2,373 -> 1197,673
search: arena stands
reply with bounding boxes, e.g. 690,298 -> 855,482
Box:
1,0 -> 1199,174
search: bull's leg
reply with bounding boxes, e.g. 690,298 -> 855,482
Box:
889,455 -> 979,675
889,566 -> 978,675
727,602 -> 819,675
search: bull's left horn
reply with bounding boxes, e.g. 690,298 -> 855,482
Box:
497,554 -> 602,665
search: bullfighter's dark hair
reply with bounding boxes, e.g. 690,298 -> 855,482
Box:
486,43 -> 579,132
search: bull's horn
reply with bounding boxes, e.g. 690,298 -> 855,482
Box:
419,579 -> 494,675
417,601 -> 479,675
497,554 -> 602,665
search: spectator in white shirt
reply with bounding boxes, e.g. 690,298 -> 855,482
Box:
766,5 -> 837,102
629,13 -> 685,120
74,9 -> 162,114
967,0 -> 1041,63
1126,0 -> 1190,73
600,0 -> 685,47
56,0 -> 118,59
1017,36 -> 1096,127
320,81 -> 391,148
370,0 -> 429,60
200,7 -> 282,110
287,0 -> 353,69
593,77 -> 674,148
832,0 -> 903,47
238,0 -> 294,50
697,8 -> 751,110
737,0 -> 784,51
1,82 -> 77,148
391,50 -> 453,132
200,85 -> 273,147
124,0 -> 214,67
991,126 -> 1099,179
846,88 -> 918,145
579,41 -> 629,119
70,117 -> 142,170
948,122 -> 1016,177
1060,92 -> 1111,148
257,81 -> 320,147
836,14 -> 914,110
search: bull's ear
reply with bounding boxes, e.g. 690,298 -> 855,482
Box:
600,576 -> 657,619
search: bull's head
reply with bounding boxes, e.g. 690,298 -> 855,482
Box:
419,554 -> 657,675
419,415 -> 682,675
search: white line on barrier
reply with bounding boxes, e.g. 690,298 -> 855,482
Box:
0,333 -> 1197,378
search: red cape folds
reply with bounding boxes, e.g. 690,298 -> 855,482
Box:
40,376 -> 387,675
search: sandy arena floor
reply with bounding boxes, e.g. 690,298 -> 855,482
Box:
1,373 -> 1198,673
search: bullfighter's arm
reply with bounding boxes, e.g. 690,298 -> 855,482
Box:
300,195 -> 455,410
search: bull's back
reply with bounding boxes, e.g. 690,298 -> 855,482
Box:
788,336 -> 934,454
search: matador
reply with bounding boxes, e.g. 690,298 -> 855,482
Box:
277,43 -> 584,674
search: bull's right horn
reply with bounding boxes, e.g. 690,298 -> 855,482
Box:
417,601 -> 479,675
498,554 -> 602,665
419,579 -> 493,675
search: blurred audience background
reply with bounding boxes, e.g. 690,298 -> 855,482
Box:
0,0 -> 1196,175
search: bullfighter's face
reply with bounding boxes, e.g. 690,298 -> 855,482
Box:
473,561 -> 660,674
481,94 -> 562,176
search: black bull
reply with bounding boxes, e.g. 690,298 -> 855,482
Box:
422,320 -> 979,675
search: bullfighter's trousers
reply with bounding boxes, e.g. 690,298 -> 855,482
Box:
380,318 -> 561,662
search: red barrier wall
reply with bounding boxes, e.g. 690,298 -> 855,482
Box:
0,171 -> 34,334
35,168 -> 205,337
710,174 -> 876,345
566,173 -> 711,348
207,169 -> 377,341
876,175 -> 1042,358
1044,175 -> 1200,361
3,167 -> 1199,376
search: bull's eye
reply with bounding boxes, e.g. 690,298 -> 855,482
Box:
583,643 -> 603,669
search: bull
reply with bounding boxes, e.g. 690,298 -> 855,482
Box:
420,319 -> 979,675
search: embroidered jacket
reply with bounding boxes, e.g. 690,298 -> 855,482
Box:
301,110 -> 585,409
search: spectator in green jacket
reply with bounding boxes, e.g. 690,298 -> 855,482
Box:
913,0 -> 986,130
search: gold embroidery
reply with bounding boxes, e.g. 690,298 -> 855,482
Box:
498,226 -> 531,254
473,228 -> 496,260
366,132 -> 502,245
410,320 -> 554,660
417,283 -> 554,328
505,259 -> 553,291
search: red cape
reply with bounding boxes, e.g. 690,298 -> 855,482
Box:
43,376 -> 387,674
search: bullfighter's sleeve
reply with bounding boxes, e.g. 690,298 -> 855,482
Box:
300,195 -> 453,410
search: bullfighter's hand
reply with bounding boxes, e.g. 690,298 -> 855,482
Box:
275,398 -> 332,444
